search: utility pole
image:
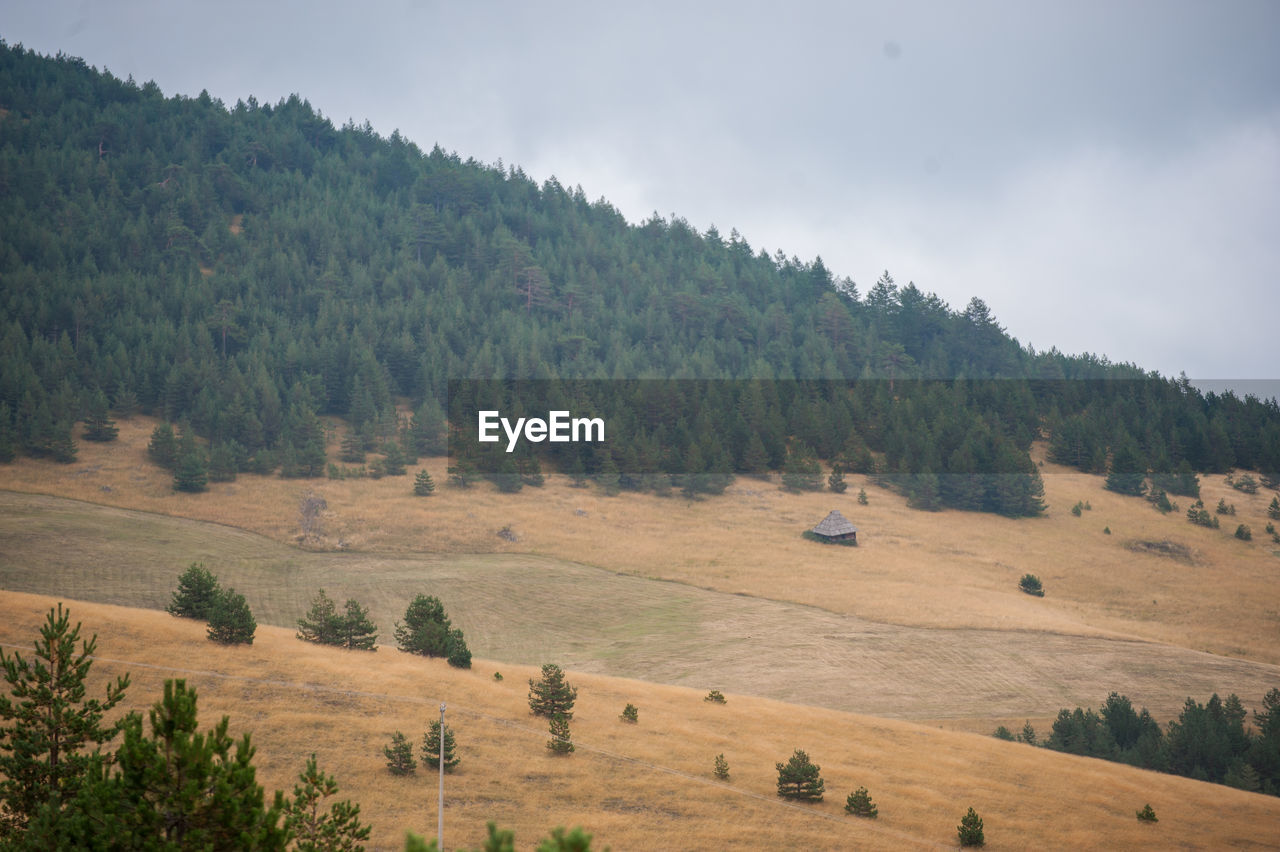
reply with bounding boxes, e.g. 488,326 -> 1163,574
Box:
438,702 -> 446,850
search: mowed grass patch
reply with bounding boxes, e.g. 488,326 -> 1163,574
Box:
1,415 -> 1278,667
3,491 -> 1278,726
2,592 -> 1278,850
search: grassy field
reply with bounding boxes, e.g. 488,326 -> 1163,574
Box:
0,416 -> 1277,671
3,490 -> 1277,728
2,592 -> 1278,851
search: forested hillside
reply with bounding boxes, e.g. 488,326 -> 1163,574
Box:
1,42 -> 1277,514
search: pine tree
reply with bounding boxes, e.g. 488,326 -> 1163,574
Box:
0,605 -> 131,837
1269,496 -> 1280,520
413,469 -> 436,495
775,749 -> 824,801
206,588 -> 256,645
445,627 -> 472,669
546,713 -> 574,755
52,679 -> 286,849
1136,803 -> 1158,822
620,703 -> 638,723
713,753 -> 730,781
208,442 -> 239,482
958,807 -> 985,846
421,721 -> 459,772
1105,441 -> 1146,497
49,420 -> 77,464
844,787 -> 878,818
339,430 -> 365,464
394,594 -> 452,657
284,754 -> 371,852
528,664 -> 578,720
173,428 -> 209,493
167,562 -> 222,620
296,588 -> 342,645
339,599 -> 379,651
384,732 -> 416,776
81,389 -> 118,442
382,440 -> 407,476
857,487 -> 869,505
827,465 -> 847,493
148,422 -> 179,470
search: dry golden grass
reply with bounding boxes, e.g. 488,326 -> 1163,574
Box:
2,416 -> 1277,670
4,489 -> 1278,729
1,592 -> 1277,851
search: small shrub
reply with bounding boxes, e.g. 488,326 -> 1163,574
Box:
705,689 -> 726,704
1232,474 -> 1258,494
857,488 -> 869,505
1266,523 -> 1276,535
1268,496 -> 1280,520
1103,526 -> 1111,534
384,731 -> 416,776
1235,524 -> 1252,541
958,807 -> 985,847
1071,502 -> 1082,517
621,703 -> 638,723
844,787 -> 878,818
1017,721 -> 1038,745
547,713 -> 574,754
1136,803 -> 1158,822
1019,574 -> 1044,597
493,671 -> 503,681
713,753 -> 730,780
1216,498 -> 1235,516
992,726 -> 1014,741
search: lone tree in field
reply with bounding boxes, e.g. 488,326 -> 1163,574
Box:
844,787 -> 878,818
620,703 -> 638,723
958,807 -> 985,846
713,753 -> 730,781
422,721 -> 459,773
0,604 -> 131,836
284,754 -> 371,852
206,588 -> 256,645
1019,573 -> 1044,597
776,749 -> 824,801
529,664 -> 578,720
1136,803 -> 1158,822
413,469 -> 435,496
547,713 -> 574,755
167,562 -> 221,620
384,732 -> 415,776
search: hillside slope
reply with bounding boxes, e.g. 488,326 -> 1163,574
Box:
2,592 -> 1277,850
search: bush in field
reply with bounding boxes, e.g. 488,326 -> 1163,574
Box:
844,787 -> 878,818
1019,574 -> 1044,597
958,807 -> 985,846
775,749 -> 824,801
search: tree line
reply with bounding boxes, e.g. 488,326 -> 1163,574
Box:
1,42 -> 1277,515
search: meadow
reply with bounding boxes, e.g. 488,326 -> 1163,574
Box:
3,592 -> 1279,850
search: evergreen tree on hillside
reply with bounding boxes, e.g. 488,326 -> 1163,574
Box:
296,588 -> 343,645
38,679 -> 287,849
167,563 -> 222,620
413,468 -> 436,495
148,423 -> 179,470
0,605 -> 131,838
206,588 -> 256,645
775,749 -> 824,801
173,427 -> 209,493
284,754 -> 371,852
1105,441 -> 1147,497
394,594 -> 453,658
421,721 -> 459,772
528,664 -> 578,720
81,389 -> 118,442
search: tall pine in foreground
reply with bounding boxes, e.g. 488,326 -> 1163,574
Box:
34,679 -> 287,849
284,754 -> 371,852
0,605 -> 131,839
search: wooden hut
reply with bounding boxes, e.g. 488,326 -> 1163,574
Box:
810,509 -> 857,543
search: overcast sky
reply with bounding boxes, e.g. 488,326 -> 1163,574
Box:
5,1 -> 1278,383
